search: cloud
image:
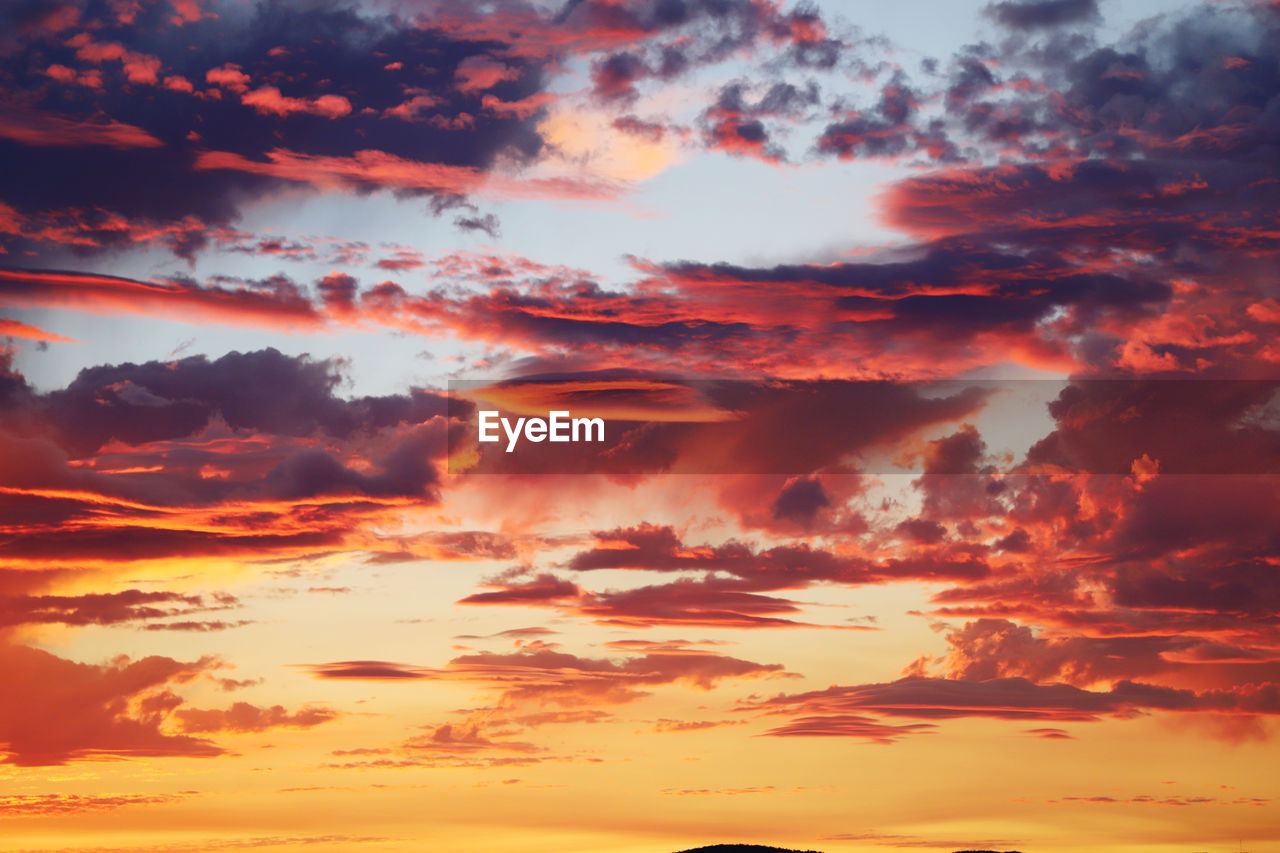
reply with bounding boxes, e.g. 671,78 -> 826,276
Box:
0,792 -> 190,817
1025,727 -> 1074,739
823,830 -> 1023,848
453,212 -> 501,238
0,589 -> 239,629
0,348 -> 471,577
451,516 -> 993,629
0,0 -> 861,263
0,100 -> 162,149
0,0 -> 553,260
815,72 -> 936,162
367,244 -> 1167,377
0,0 -> 1274,806
307,643 -> 790,764
458,573 -> 582,606
307,661 -> 435,680
0,836 -> 393,852
910,617 -> 1280,701
986,0 -> 1100,29
404,716 -> 541,756
651,718 -> 747,733
0,268 -> 323,330
193,147 -> 616,202
0,642 -> 220,765
174,702 -> 337,734
575,577 -> 822,629
455,56 -> 521,94
1024,380 -> 1280,475
308,646 -> 788,706
748,676 -> 1280,743
568,520 -> 984,582
769,476 -> 830,526
240,87 -> 353,119
0,228 -> 1192,380
762,714 -> 936,744
0,317 -> 75,343
19,346 -> 455,454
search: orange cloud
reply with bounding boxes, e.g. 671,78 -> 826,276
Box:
0,317 -> 75,342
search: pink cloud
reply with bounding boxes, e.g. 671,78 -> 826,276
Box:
193,147 -> 619,201
241,86 -> 353,119
454,56 -> 521,93
204,63 -> 250,92
0,102 -> 161,149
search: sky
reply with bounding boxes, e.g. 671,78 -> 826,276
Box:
0,0 -> 1278,852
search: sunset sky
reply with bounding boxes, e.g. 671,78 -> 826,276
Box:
1,0 -> 1278,851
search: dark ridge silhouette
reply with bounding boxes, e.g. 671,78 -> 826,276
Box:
673,846 -> 822,853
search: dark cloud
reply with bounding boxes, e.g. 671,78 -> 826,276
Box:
570,0 -> 844,103
749,675 -> 1280,733
0,0 -> 860,261
698,80 -> 821,162
577,577 -> 819,629
762,714 -> 936,744
11,347 -> 456,456
458,573 -> 582,606
0,348 -> 473,573
0,0 -> 549,261
0,589 -> 238,629
559,519 -> 988,585
1025,380 -> 1280,475
592,51 -> 650,102
929,618 -> 1195,686
453,212 -> 501,238
987,0 -> 1099,30
0,268 -> 324,327
815,72 -> 938,161
770,475 -> 830,526
307,660 -> 433,680
448,520 -> 992,629
257,423 -> 446,501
